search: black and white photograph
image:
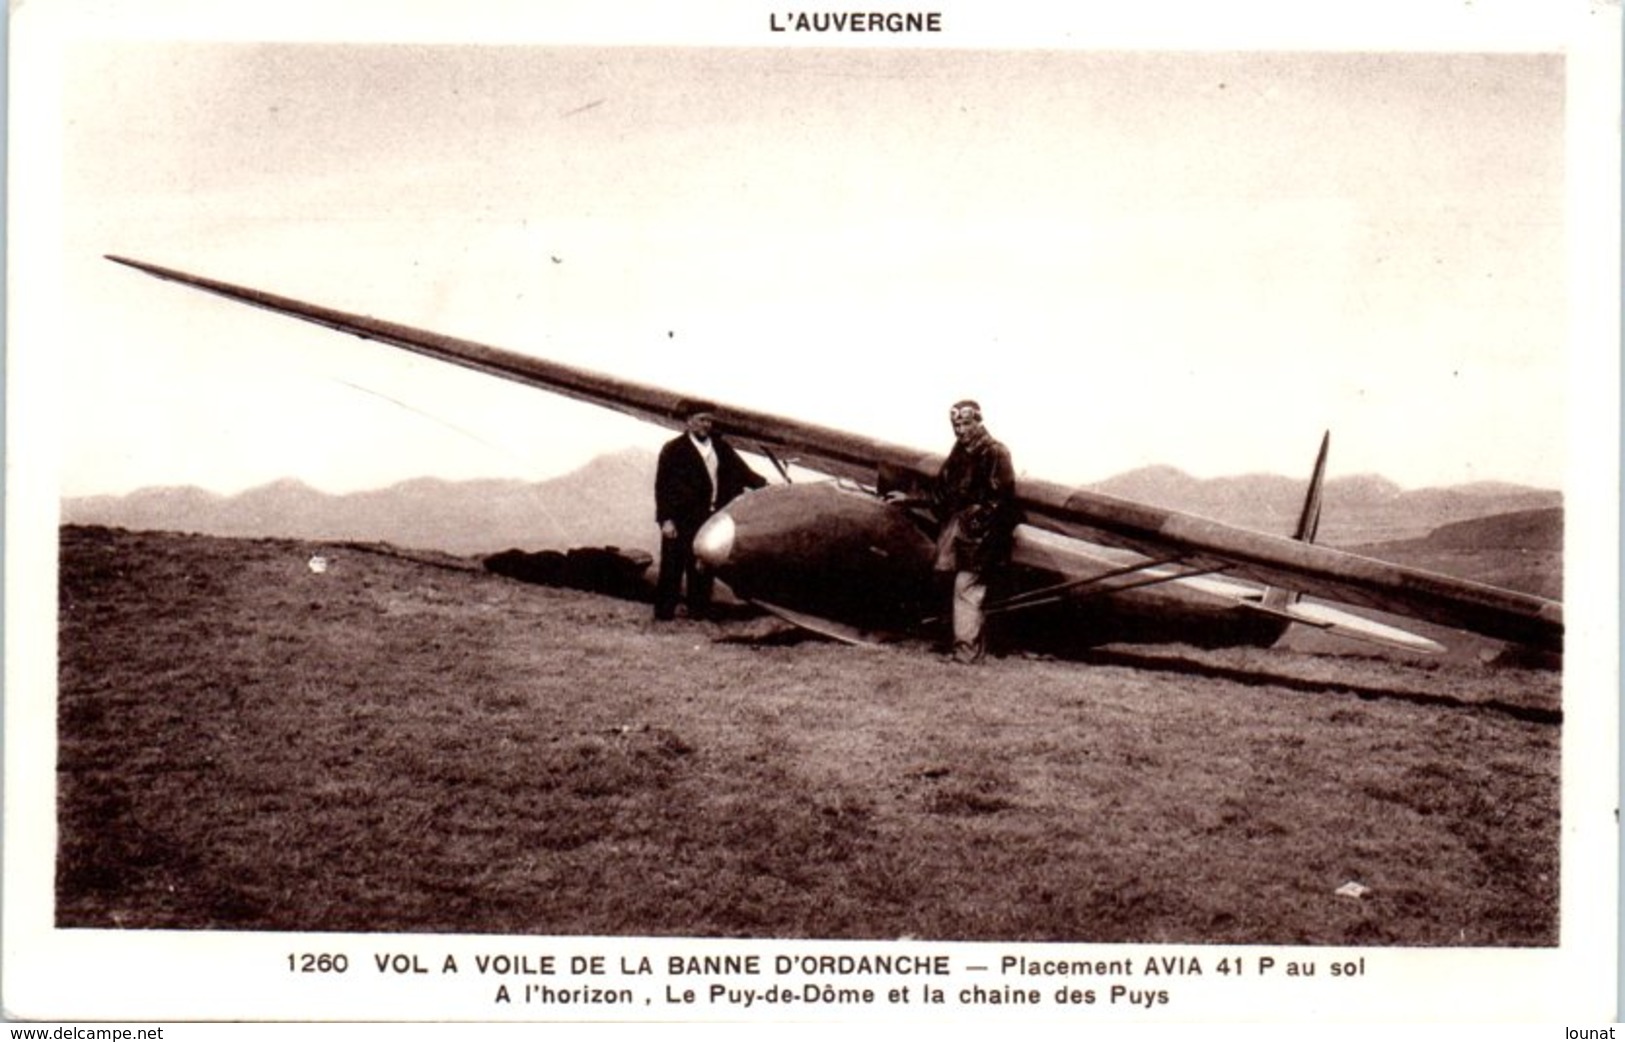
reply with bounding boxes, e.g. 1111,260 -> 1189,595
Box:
6,0 -> 1619,1026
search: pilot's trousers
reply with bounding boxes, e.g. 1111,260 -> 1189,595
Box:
951,570 -> 988,664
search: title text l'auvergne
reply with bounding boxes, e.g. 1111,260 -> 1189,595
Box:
770,11 -> 943,32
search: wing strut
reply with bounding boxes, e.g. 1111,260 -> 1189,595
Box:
761,449 -> 795,484
984,556 -> 1231,617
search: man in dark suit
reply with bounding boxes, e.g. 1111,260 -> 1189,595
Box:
653,400 -> 767,620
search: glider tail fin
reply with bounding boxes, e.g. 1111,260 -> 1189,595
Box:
1262,431 -> 1330,612
1254,431 -> 1444,653
1292,430 -> 1330,544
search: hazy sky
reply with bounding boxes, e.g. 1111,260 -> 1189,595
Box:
28,16 -> 1600,497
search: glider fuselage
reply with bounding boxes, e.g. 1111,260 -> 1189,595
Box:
693,481 -> 1292,652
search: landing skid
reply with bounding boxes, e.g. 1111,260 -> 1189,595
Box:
752,599 -> 893,647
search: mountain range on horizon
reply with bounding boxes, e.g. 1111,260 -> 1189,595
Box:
61,446 -> 1563,558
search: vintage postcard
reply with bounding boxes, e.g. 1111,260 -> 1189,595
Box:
6,0 -> 1619,1027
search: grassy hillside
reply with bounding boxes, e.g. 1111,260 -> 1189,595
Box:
57,525 -> 1559,944
1350,507 -> 1562,602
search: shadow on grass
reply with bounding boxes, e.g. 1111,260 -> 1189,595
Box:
1053,647 -> 1562,726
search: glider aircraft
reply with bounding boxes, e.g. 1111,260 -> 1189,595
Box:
107,255 -> 1564,659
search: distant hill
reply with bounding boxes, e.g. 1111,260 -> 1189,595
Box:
1348,507 -> 1562,601
63,448 -> 661,556
1419,507 -> 1563,551
1094,467 -> 1560,546
63,450 -> 1561,557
